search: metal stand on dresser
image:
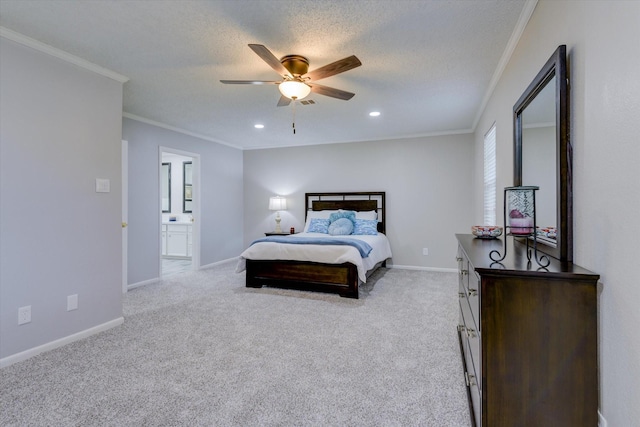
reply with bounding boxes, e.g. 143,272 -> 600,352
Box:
456,234 -> 599,427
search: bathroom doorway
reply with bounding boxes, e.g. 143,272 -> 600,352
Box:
159,147 -> 200,277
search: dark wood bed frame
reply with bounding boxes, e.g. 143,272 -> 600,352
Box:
245,192 -> 387,299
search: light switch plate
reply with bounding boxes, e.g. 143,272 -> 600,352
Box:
67,294 -> 78,311
95,178 -> 110,193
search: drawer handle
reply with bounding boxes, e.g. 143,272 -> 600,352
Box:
466,327 -> 477,339
465,372 -> 477,387
468,288 -> 477,297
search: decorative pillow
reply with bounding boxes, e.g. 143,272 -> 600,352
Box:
328,217 -> 354,235
303,210 -> 339,232
329,210 -> 356,223
307,218 -> 330,233
355,210 -> 378,220
353,219 -> 378,235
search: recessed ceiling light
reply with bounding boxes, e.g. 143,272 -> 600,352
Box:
254,124 -> 264,129
369,111 -> 381,117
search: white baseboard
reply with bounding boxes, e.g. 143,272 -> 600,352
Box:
127,277 -> 159,291
388,264 -> 457,273
200,257 -> 238,270
126,258 -> 238,291
598,410 -> 607,427
0,317 -> 124,368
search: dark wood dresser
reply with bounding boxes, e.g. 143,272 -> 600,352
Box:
455,234 -> 600,426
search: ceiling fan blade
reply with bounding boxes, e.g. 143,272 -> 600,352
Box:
220,80 -> 280,85
309,83 -> 355,100
304,55 -> 362,81
248,44 -> 292,78
277,95 -> 292,107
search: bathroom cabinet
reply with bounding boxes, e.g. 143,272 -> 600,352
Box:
161,223 -> 192,259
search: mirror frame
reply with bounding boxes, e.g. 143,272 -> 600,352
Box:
161,162 -> 171,213
513,45 -> 571,262
183,161 -> 192,214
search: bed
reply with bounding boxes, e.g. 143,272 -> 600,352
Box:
237,192 -> 392,299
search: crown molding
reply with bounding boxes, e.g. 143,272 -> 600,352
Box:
122,112 -> 242,150
0,26 -> 129,83
471,0 -> 538,131
241,128 -> 475,151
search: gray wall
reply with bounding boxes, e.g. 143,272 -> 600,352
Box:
472,1 -> 640,424
243,134 -> 474,269
0,38 -> 124,359
123,118 -> 243,285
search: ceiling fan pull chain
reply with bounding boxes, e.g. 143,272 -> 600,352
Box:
292,97 -> 297,134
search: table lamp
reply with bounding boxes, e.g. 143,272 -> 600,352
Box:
268,196 -> 287,233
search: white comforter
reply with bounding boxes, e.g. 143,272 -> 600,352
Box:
236,232 -> 392,282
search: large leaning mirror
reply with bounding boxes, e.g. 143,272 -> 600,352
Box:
514,45 -> 571,262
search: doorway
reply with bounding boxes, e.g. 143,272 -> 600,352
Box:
159,147 -> 200,277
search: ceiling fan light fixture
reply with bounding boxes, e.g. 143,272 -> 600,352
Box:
279,80 -> 311,100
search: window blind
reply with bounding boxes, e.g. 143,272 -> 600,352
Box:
484,124 -> 497,225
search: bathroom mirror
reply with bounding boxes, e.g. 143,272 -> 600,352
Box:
514,45 -> 571,262
161,162 -> 171,213
183,161 -> 192,213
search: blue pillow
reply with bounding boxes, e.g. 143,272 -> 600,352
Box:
328,217 -> 354,235
307,218 -> 330,233
329,210 -> 356,223
353,219 -> 378,235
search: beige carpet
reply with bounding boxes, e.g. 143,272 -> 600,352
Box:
1,261 -> 470,426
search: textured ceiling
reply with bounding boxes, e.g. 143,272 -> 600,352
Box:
0,0 -> 530,150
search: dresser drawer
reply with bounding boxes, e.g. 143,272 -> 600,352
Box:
467,274 -> 480,332
468,372 -> 481,426
461,324 -> 481,426
459,254 -> 481,327
459,280 -> 478,334
460,257 -> 471,291
459,295 -> 478,336
460,299 -> 481,388
468,325 -> 481,390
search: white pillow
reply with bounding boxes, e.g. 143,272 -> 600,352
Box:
303,210 -> 338,232
355,210 -> 378,220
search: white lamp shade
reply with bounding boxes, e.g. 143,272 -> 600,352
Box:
278,81 -> 311,100
269,196 -> 287,211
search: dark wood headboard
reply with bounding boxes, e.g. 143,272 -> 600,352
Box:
305,192 -> 386,233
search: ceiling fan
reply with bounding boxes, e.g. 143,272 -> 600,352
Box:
221,44 -> 362,107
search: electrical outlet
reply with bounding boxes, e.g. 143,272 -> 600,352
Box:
67,294 -> 78,311
422,248 -> 429,256
18,305 -> 31,325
